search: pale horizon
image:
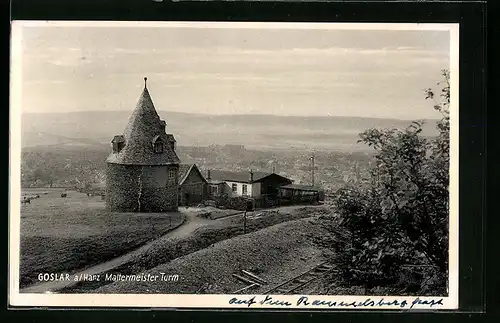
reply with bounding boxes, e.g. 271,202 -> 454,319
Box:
21,108 -> 442,121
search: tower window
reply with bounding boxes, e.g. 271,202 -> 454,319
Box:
113,142 -> 125,153
112,135 -> 125,153
153,141 -> 163,153
152,135 -> 164,154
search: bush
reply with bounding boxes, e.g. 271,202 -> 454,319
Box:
330,70 -> 450,295
213,195 -> 253,211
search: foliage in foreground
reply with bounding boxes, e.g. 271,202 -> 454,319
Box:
330,70 -> 450,295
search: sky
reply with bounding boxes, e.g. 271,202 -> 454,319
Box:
16,23 -> 451,119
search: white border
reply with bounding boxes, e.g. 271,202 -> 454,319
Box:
9,21 -> 459,310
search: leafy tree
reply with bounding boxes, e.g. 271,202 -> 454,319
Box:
331,70 -> 450,294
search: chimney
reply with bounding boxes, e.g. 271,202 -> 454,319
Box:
207,170 -> 211,180
249,169 -> 254,182
160,120 -> 166,133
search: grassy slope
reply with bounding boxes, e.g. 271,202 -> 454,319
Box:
20,189 -> 185,288
95,216 -> 334,294
93,210 -> 431,296
61,206 -> 332,293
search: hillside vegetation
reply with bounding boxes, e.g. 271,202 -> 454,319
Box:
327,70 -> 451,296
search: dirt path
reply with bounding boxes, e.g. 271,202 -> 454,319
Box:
21,204 -> 321,293
95,216 -> 330,295
20,210 -> 221,293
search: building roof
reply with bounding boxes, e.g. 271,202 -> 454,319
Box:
106,80 -> 180,166
207,170 -> 289,184
166,134 -> 176,143
281,184 -> 323,192
207,179 -> 225,185
112,135 -> 125,143
178,164 -> 207,186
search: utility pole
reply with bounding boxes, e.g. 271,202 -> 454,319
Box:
310,152 -> 315,186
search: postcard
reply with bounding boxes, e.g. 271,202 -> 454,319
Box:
9,21 -> 459,310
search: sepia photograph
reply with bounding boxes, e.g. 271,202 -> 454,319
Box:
9,21 -> 459,309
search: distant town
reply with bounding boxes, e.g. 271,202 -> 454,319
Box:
22,81 -> 374,211
21,142 -> 374,201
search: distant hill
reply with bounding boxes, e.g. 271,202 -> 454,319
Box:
21,111 -> 439,152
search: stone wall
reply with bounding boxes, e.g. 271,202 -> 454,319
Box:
106,164 -> 141,212
141,165 -> 179,212
106,163 -> 179,212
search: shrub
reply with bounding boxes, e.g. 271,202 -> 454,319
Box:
331,70 -> 450,295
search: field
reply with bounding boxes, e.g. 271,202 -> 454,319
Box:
19,188 -> 185,288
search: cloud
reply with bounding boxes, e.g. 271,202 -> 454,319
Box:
25,80 -> 66,85
23,45 -> 94,68
173,45 -> 448,57
394,46 -> 419,51
46,48 -> 93,67
99,45 -> 448,58
113,48 -> 150,54
48,57 -> 91,67
30,44 -> 446,78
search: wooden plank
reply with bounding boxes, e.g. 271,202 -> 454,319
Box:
241,270 -> 268,284
232,274 -> 261,286
233,283 -> 259,294
262,262 -> 331,294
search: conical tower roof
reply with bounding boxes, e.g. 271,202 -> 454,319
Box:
106,78 -> 180,165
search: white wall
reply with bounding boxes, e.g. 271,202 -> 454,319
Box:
224,181 -> 260,197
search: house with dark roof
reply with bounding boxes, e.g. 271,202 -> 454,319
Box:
178,164 -> 207,206
206,169 -> 293,199
105,78 -> 180,212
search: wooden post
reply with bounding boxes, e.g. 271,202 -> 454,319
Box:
243,211 -> 247,234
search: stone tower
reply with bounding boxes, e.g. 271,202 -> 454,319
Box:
105,78 -> 180,212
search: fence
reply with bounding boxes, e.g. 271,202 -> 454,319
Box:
255,194 -> 320,208
200,191 -> 321,211
202,194 -> 249,211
